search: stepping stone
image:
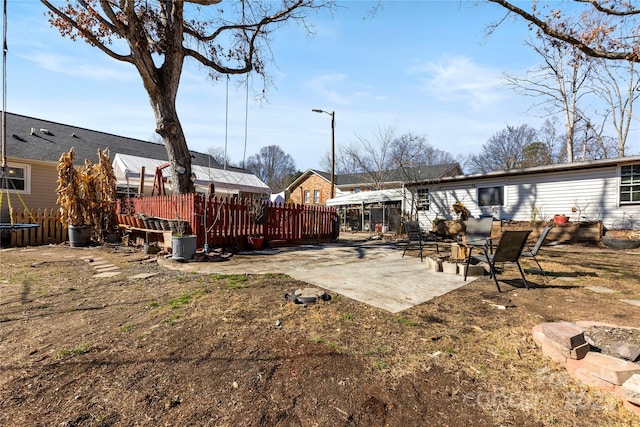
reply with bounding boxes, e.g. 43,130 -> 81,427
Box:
582,352 -> 640,385
93,271 -> 121,278
541,322 -> 586,350
620,299 -> 640,307
622,374 -> 640,406
129,272 -> 159,280
606,342 -> 640,362
96,265 -> 120,272
585,286 -> 617,294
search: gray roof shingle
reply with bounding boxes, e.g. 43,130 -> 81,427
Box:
2,111 -> 236,170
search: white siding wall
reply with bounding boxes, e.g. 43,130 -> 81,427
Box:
417,165 -> 640,230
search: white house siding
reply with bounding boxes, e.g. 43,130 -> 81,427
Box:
416,164 -> 640,230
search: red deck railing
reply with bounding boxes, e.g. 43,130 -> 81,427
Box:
117,194 -> 337,248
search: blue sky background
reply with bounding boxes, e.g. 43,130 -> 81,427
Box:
6,1 -> 634,172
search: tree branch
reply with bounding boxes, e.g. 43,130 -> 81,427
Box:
41,0 -> 133,63
487,0 -> 637,61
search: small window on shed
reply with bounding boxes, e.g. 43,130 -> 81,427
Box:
304,190 -> 310,204
478,186 -> 504,206
313,189 -> 321,204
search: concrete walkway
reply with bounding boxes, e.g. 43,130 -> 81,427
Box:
158,240 -> 477,313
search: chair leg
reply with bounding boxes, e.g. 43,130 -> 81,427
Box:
464,247 -> 473,281
489,261 -> 502,293
531,255 -> 547,281
516,261 -> 529,290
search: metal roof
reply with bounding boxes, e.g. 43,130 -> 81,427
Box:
326,188 -> 404,206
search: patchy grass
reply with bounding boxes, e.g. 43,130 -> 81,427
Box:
55,342 -> 91,359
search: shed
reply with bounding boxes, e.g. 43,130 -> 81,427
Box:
112,153 -> 270,198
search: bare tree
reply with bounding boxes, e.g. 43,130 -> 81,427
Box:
505,37 -> 593,162
488,1 -> 640,62
207,147 -> 230,169
245,145 -> 297,193
342,125 -> 398,190
468,124 -> 539,174
319,146 -> 361,176
42,0 -> 331,194
587,60 -> 640,157
537,117 -> 566,164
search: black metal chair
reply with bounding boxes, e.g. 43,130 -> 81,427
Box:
520,225 -> 553,279
460,216 -> 494,252
464,230 -> 532,292
402,221 -> 439,262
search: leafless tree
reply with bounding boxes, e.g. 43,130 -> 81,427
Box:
245,145 -> 297,193
468,124 -> 539,174
587,60 -> 640,157
342,125 -> 398,190
505,37 -> 594,162
319,146 -> 362,176
537,117 -> 566,164
42,0 -> 332,194
207,147 -> 230,169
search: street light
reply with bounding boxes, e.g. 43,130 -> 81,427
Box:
312,108 -> 335,199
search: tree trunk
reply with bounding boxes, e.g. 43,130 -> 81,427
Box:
151,98 -> 194,194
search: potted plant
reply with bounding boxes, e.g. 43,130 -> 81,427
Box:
171,216 -> 197,261
247,200 -> 267,250
56,148 -> 117,247
247,234 -> 265,250
553,214 -> 569,225
452,201 -> 470,221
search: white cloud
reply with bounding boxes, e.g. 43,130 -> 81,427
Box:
20,51 -> 135,82
409,55 -> 507,110
306,72 -> 371,107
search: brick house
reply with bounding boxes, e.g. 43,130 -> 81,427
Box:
287,170 -> 334,205
287,165 -> 462,206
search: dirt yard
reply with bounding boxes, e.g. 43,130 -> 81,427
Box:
1,237 -> 639,426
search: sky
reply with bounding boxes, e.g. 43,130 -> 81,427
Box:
5,1 -> 637,172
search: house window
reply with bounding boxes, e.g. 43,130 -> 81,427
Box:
416,188 -> 429,210
313,190 -> 321,204
304,190 -> 310,204
478,186 -> 504,206
0,164 -> 28,193
620,164 -> 640,204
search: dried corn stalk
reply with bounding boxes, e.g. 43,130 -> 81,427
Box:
55,147 -> 118,237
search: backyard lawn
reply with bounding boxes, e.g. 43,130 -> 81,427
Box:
0,239 -> 639,426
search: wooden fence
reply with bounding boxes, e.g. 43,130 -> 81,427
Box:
117,194 -> 338,248
4,208 -> 67,247
3,195 -> 337,249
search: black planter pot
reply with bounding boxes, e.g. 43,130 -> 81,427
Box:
68,224 -> 92,247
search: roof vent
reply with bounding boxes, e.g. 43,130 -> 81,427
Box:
40,128 -> 53,136
30,127 -> 36,135
71,133 -> 79,138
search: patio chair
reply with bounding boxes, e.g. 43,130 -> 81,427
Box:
520,225 -> 553,279
402,221 -> 439,262
460,216 -> 494,252
464,230 -> 532,292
